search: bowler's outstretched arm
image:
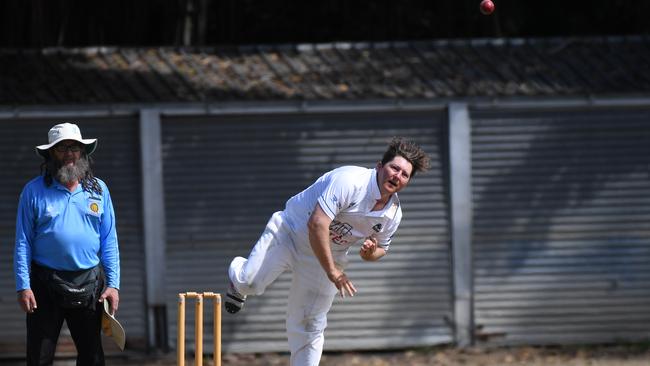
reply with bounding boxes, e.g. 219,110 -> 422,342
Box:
308,203 -> 357,297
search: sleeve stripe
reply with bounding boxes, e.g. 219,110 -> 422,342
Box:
317,197 -> 337,219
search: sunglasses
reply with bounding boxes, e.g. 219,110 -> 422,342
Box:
53,144 -> 83,153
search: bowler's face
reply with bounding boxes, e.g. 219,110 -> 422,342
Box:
376,156 -> 413,196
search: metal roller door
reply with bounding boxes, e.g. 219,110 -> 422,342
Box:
162,110 -> 453,353
471,107 -> 650,346
0,117 -> 146,356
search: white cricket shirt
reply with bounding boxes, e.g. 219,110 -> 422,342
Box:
284,166 -> 402,254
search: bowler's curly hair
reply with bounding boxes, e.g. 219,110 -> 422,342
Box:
40,153 -> 103,195
381,137 -> 431,178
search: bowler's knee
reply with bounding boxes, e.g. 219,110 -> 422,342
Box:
232,268 -> 264,295
288,315 -> 327,340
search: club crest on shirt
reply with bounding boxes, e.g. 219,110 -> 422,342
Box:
329,220 -> 352,245
372,223 -> 382,232
89,202 -> 99,213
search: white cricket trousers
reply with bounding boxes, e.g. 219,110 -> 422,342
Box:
228,211 -> 343,366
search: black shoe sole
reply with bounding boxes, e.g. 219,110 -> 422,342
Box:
225,301 -> 242,314
225,292 -> 245,314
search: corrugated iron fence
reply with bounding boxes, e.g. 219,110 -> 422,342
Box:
0,102 -> 648,357
471,107 -> 650,346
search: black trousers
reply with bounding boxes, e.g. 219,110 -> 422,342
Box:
26,267 -> 105,366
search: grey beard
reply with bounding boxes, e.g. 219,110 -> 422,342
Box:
54,157 -> 89,185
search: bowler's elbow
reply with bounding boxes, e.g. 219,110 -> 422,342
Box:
308,203 -> 332,233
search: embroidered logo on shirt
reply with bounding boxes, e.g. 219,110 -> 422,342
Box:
90,202 -> 99,213
332,195 -> 343,210
372,223 -> 383,232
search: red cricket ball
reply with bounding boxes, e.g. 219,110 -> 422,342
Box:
480,0 -> 495,15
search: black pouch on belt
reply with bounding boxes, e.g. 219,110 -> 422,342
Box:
33,263 -> 101,309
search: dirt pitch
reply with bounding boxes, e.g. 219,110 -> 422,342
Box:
112,343 -> 650,366
2,344 -> 647,365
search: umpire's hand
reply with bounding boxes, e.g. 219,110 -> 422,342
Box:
17,289 -> 37,313
99,287 -> 120,315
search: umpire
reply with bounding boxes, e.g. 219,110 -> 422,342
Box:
14,123 -> 120,366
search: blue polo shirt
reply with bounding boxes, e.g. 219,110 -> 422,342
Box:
14,176 -> 120,291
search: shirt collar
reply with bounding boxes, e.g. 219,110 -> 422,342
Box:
369,168 -> 381,201
51,178 -> 82,194
369,168 -> 400,216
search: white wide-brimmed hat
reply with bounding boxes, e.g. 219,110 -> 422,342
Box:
35,123 -> 97,158
102,300 -> 126,351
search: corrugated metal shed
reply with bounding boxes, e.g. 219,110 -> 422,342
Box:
1,34 -> 649,358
